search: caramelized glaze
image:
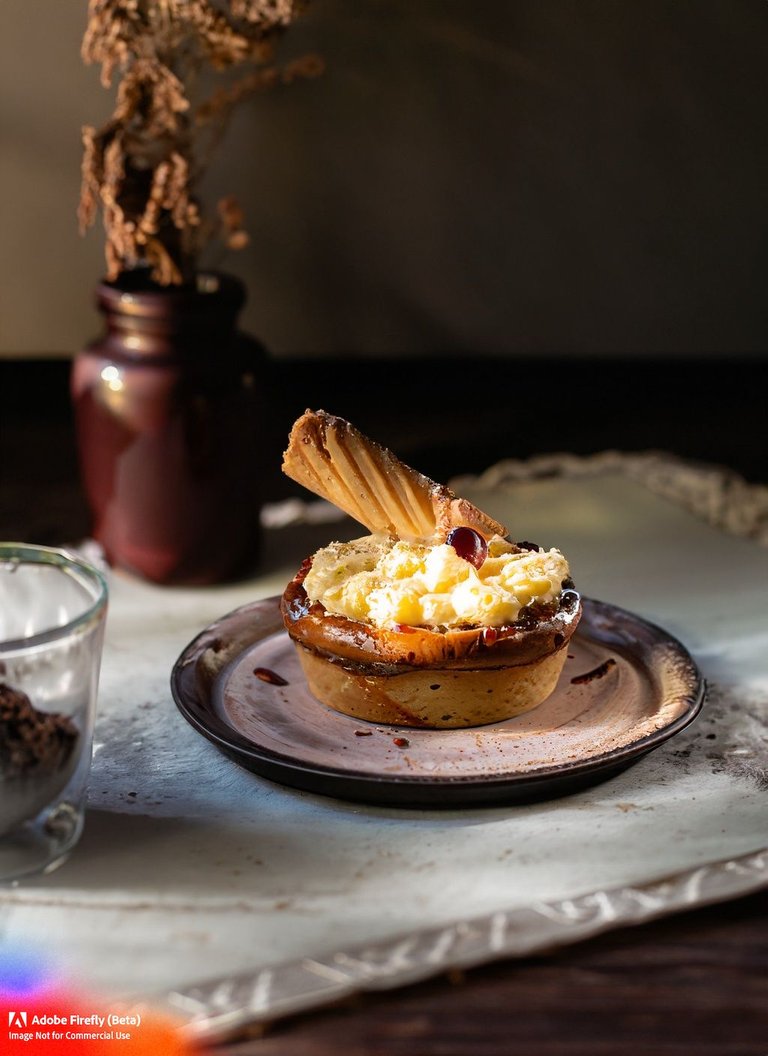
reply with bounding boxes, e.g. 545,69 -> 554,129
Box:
281,558 -> 582,672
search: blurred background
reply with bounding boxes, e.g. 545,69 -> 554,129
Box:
1,0 -> 767,542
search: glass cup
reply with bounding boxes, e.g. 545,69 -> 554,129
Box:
0,543 -> 108,882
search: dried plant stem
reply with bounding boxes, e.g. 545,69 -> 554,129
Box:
79,0 -> 321,285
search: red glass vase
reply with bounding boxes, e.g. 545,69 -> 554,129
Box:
71,272 -> 265,585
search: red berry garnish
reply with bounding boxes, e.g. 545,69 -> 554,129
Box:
446,527 -> 488,569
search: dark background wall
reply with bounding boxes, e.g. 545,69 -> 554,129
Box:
1,0 -> 767,359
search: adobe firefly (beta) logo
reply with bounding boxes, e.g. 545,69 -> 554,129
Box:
8,1011 -> 28,1028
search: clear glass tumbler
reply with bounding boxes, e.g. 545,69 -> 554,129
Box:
0,543 -> 108,881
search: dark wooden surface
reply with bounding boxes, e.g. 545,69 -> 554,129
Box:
2,356 -> 767,1055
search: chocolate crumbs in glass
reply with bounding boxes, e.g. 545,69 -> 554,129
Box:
0,683 -> 78,777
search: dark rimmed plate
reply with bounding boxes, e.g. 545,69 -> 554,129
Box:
171,597 -> 705,807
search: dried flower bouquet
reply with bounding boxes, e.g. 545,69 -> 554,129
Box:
79,0 -> 321,286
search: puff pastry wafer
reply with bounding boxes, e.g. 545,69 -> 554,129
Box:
282,409 -> 507,541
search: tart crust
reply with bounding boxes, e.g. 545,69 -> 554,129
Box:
281,565 -> 582,728
293,641 -> 571,728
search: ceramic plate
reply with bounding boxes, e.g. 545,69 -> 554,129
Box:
171,597 -> 704,807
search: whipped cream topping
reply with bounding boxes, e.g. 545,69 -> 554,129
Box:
302,534 -> 571,630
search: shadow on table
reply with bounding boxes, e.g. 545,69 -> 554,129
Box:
22,808 -> 320,902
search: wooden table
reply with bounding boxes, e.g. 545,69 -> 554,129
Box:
2,357 -> 767,1055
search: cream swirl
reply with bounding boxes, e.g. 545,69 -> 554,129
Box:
303,534 -> 570,630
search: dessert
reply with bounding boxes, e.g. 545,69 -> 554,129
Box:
280,411 -> 581,728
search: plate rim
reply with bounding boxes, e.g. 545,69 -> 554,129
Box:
170,596 -> 706,800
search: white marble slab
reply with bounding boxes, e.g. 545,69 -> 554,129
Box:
1,469 -> 766,1003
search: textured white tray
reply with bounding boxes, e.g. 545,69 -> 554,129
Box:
1,455 -> 766,1042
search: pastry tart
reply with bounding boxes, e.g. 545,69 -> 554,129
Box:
280,411 -> 581,728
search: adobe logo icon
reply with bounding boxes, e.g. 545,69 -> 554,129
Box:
8,1011 -> 27,1028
